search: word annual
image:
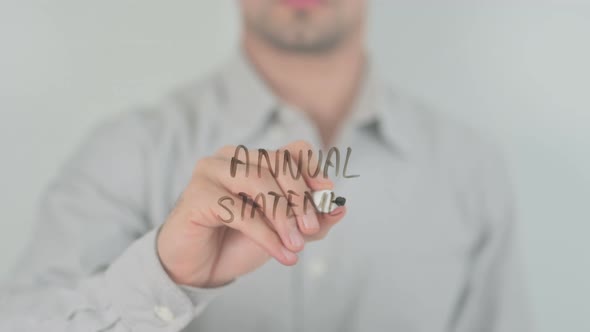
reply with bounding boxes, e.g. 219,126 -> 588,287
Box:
229,145 -> 359,180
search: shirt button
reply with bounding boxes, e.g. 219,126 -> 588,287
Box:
307,257 -> 328,279
153,305 -> 175,323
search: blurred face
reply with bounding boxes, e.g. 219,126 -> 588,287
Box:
240,0 -> 366,53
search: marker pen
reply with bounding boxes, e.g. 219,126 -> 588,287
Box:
312,189 -> 346,213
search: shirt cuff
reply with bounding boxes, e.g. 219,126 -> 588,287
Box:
104,227 -> 229,331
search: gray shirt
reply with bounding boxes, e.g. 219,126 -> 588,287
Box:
0,50 -> 530,332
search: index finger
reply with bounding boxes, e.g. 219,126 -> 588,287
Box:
278,140 -> 334,191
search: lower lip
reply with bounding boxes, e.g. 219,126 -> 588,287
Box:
283,0 -> 322,10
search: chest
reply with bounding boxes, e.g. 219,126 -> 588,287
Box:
151,121 -> 479,331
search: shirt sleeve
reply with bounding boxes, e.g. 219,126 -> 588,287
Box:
453,142 -> 532,332
0,110 -> 224,331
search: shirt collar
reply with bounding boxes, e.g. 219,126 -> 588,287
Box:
215,48 -> 279,143
216,48 -> 419,155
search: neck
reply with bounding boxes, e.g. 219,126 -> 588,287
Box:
242,29 -> 366,146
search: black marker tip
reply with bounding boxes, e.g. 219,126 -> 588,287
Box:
333,196 -> 346,207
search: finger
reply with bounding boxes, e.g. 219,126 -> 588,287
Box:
305,206 -> 347,241
280,140 -> 334,191
227,201 -> 299,266
204,180 -> 298,266
213,145 -> 240,159
276,140 -> 337,234
263,148 -> 320,235
205,157 -> 305,253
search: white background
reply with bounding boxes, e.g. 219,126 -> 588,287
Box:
1,1 -> 589,331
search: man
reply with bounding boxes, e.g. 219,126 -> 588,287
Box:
0,0 -> 530,331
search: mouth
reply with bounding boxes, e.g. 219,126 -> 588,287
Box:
282,0 -> 324,10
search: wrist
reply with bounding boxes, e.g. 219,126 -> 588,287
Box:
156,220 -> 218,287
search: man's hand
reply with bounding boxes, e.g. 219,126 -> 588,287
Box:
156,141 -> 346,288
